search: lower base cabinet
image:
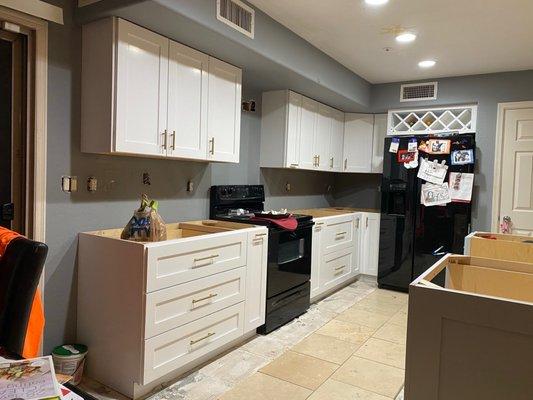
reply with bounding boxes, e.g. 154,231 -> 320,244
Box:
311,211 -> 379,302
77,223 -> 267,399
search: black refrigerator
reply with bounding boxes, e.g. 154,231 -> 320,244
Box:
378,133 -> 475,292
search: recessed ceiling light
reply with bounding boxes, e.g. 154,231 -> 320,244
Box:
365,0 -> 389,6
418,60 -> 436,68
396,32 -> 417,43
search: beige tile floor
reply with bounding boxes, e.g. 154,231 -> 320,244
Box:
78,277 -> 408,400
219,285 -> 408,400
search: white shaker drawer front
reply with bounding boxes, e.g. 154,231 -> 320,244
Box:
146,232 -> 248,292
142,302 -> 244,384
322,216 -> 354,254
320,248 -> 353,291
145,267 -> 246,338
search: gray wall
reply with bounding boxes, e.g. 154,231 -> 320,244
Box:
43,0 -> 335,352
370,70 -> 533,231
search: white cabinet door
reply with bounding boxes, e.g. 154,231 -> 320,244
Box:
310,219 -> 325,301
343,113 -> 374,173
315,104 -> 332,170
371,114 -> 387,173
115,19 -> 169,156
299,97 -> 318,169
285,91 -> 302,168
329,109 -> 344,172
207,57 -> 242,163
245,228 -> 268,332
167,41 -> 208,160
361,212 -> 380,276
351,214 -> 362,276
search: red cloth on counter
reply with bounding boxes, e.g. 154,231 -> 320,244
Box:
250,216 -> 298,231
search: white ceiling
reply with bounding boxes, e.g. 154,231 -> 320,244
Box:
247,0 -> 533,84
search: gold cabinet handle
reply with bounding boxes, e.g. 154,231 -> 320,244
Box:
192,293 -> 218,304
335,231 -> 347,236
171,130 -> 176,150
190,331 -> 215,345
209,137 -> 215,155
290,163 -> 299,168
255,233 -> 267,237
330,157 -> 334,168
355,218 -> 360,229
194,254 -> 219,262
318,155 -> 320,165
344,158 -> 348,170
161,129 -> 168,150
335,265 -> 346,271
366,218 -> 369,229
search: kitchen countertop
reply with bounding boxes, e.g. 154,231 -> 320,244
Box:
291,207 -> 380,218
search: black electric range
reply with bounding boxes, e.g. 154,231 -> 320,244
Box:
210,185 -> 313,334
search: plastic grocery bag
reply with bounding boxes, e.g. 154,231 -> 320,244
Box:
121,194 -> 167,242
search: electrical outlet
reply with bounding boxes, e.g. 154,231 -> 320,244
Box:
61,176 -> 77,193
187,180 -> 194,192
285,182 -> 291,192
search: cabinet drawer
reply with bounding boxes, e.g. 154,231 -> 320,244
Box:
146,231 -> 247,292
320,248 -> 353,291
322,215 -> 354,254
142,302 -> 244,384
145,267 -> 246,338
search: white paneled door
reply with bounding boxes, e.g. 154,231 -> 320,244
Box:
115,19 -> 169,156
343,113 -> 374,173
299,97 -> 319,169
315,104 -> 332,170
329,109 -> 345,171
167,41 -> 209,160
496,103 -> 533,235
207,57 -> 242,163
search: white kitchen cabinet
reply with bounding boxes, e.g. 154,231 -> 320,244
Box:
167,41 -> 209,160
371,114 -> 387,173
360,212 -> 380,276
207,57 -> 242,163
329,109 -> 345,171
115,18 -> 169,156
310,220 -> 324,300
310,213 -> 360,301
77,222 -> 267,399
81,17 -> 241,163
299,96 -> 319,169
315,104 -> 332,170
343,113 -> 374,173
244,228 -> 268,332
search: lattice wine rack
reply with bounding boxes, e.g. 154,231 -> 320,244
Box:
387,105 -> 477,135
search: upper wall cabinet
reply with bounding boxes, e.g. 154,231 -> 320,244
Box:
260,90 -> 384,174
81,18 -> 242,163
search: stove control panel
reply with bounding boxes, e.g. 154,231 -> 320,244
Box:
211,185 -> 265,202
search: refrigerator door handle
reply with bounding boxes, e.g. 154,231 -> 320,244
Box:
432,245 -> 447,257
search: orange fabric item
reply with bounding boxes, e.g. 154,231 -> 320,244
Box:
0,227 -> 45,358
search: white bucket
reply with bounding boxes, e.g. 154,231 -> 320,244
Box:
52,344 -> 88,385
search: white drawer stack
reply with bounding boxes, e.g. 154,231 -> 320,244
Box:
77,224 -> 268,399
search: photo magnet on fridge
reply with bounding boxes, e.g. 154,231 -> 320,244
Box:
451,149 -> 474,165
407,138 -> 418,152
389,137 -> 400,153
397,150 -> 416,163
426,139 -> 451,154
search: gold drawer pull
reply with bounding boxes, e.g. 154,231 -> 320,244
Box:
335,265 -> 346,271
335,231 -> 347,236
255,233 -> 267,237
194,254 -> 219,262
190,331 -> 215,345
192,293 -> 218,304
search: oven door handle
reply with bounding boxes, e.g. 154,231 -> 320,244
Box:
271,288 -> 307,308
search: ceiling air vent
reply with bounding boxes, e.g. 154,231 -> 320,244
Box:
217,0 -> 255,39
400,82 -> 438,102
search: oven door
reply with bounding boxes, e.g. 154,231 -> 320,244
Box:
267,222 -> 313,299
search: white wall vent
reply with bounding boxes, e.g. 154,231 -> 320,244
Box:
217,0 -> 255,39
400,82 -> 438,102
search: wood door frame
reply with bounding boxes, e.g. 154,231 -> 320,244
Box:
0,7 -> 48,299
491,101 -> 533,232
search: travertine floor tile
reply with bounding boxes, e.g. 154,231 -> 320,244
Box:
355,338 -> 406,369
332,356 -> 405,398
316,319 -> 375,344
260,351 -> 338,390
308,379 -> 391,400
240,334 -> 289,360
292,333 -> 359,364
219,372 -> 311,400
200,349 -> 270,385
373,322 -> 407,345
366,289 -> 408,305
354,297 -> 404,317
388,310 -> 408,328
336,306 -> 390,329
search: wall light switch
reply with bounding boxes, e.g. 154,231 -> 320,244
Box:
285,182 -> 291,192
61,176 -> 77,193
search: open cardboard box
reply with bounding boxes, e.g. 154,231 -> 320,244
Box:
405,254 -> 533,399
